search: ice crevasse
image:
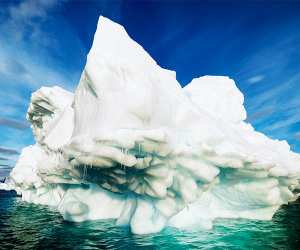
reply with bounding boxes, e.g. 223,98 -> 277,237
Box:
4,16 -> 300,234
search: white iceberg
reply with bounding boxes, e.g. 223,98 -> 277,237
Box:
4,16 -> 300,234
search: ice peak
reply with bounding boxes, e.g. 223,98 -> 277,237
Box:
88,15 -> 156,68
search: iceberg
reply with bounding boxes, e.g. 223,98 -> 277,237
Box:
4,16 -> 300,234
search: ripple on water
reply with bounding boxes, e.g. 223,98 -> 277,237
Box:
0,197 -> 300,249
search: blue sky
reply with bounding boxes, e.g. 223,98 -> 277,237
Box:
0,0 -> 300,177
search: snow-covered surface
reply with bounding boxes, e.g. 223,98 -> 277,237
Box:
3,16 -> 300,234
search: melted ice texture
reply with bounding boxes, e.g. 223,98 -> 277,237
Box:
3,16 -> 300,234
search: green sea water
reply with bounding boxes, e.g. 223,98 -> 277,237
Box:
0,196 -> 299,249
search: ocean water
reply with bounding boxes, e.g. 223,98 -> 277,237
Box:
0,196 -> 299,250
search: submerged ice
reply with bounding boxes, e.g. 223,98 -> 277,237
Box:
3,16 -> 300,234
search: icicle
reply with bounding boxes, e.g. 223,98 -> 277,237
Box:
82,164 -> 87,181
121,147 -> 124,170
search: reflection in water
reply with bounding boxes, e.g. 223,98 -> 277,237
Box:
0,197 -> 299,249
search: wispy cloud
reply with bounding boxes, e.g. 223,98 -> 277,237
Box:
246,72 -> 300,115
246,107 -> 274,122
0,168 -> 12,178
0,117 -> 30,130
0,0 -> 83,159
0,164 -> 11,168
0,58 -> 28,76
0,0 -> 72,88
2,0 -> 60,44
295,132 -> 300,140
0,147 -> 19,156
265,114 -> 300,133
247,74 -> 265,84
0,56 -> 38,90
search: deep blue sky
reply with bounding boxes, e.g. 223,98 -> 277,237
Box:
0,0 -> 300,176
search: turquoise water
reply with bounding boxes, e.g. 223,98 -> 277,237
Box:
0,196 -> 299,249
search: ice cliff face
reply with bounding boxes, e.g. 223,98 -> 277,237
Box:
5,16 -> 300,234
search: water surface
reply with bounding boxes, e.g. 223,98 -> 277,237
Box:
0,196 -> 299,249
